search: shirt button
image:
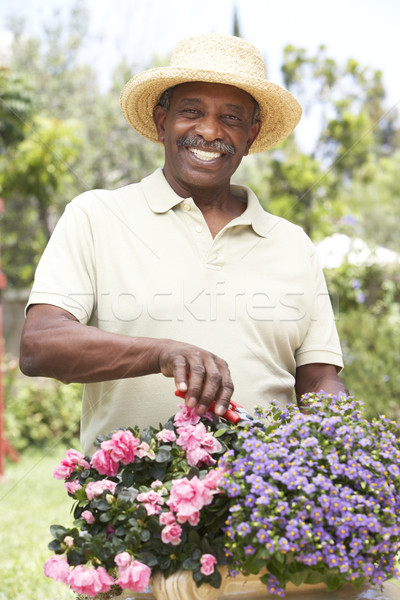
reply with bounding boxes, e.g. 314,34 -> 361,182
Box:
195,225 -> 203,233
183,203 -> 191,211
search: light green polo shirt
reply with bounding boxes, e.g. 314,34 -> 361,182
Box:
28,168 -> 343,453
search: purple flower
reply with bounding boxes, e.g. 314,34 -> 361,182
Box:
356,291 -> 366,304
237,522 -> 251,536
244,545 -> 256,555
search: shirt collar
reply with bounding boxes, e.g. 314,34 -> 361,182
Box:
141,168 -> 275,238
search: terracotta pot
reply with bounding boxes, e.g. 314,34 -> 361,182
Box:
79,570 -> 400,600
151,567 -> 329,599
77,586 -> 154,600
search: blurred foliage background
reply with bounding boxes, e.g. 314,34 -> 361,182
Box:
1,3 -> 400,455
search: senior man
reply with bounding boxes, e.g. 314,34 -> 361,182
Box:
20,34 -> 347,454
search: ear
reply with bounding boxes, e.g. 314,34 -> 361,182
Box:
153,105 -> 167,143
244,121 -> 262,155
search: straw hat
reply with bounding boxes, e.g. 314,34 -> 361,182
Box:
120,33 -> 302,154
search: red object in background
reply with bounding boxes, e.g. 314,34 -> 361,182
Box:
0,198 -> 19,479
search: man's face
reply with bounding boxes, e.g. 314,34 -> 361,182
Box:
153,82 -> 261,196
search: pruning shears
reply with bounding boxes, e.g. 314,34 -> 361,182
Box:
174,389 -> 258,425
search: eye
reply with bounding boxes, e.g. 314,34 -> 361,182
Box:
181,109 -> 200,118
222,114 -> 242,124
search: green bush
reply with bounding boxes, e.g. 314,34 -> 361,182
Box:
325,260 -> 400,316
4,362 -> 82,451
336,306 -> 400,420
322,260 -> 400,420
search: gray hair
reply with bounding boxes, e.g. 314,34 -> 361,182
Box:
157,86 -> 261,124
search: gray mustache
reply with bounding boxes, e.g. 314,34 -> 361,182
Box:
177,135 -> 235,155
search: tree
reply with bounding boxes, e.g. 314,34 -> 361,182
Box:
238,44 -> 399,240
1,4 -> 163,288
0,69 -> 34,151
0,115 -> 82,287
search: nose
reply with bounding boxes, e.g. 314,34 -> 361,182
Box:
194,113 -> 224,141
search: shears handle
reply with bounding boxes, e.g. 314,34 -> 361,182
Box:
174,389 -> 242,424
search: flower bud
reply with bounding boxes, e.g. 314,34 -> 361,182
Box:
63,536 -> 74,548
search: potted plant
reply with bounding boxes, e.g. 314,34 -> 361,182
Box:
44,393 -> 400,598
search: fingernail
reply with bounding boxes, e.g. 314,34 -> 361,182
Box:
215,406 -> 225,416
187,397 -> 196,408
178,382 -> 187,391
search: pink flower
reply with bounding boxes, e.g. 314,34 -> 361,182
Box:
167,476 -> 213,525
161,522 -> 182,545
159,511 -> 176,525
115,552 -> 132,569
85,479 -> 116,501
186,447 -> 216,468
136,441 -> 155,459
81,510 -> 95,524
156,429 -> 177,443
65,479 -> 82,494
200,553 -> 217,576
53,449 -> 90,480
151,479 -> 164,489
91,431 -> 140,476
107,430 -> 140,463
174,404 -> 201,428
43,554 -> 70,583
176,422 -> 207,451
137,490 -> 163,504
91,447 -> 119,477
137,490 -> 164,516
201,432 -> 222,454
203,468 -> 224,490
68,565 -> 114,597
115,558 -> 151,592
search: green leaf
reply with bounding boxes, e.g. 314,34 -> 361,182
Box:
188,530 -> 201,545
325,572 -> 342,591
214,428 -> 228,438
183,557 -> 200,570
140,529 -> 151,542
50,525 -> 68,540
92,498 -> 110,511
48,540 -> 61,552
245,555 -> 265,575
188,466 -> 200,479
192,569 -> 203,582
136,551 -> 159,567
159,557 -> 171,570
122,469 -> 135,487
99,512 -> 112,523
155,448 -> 171,463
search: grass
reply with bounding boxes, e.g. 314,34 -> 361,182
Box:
0,448 -> 75,600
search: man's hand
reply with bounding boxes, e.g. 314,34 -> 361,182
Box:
158,341 -> 234,417
295,363 -> 349,405
20,305 -> 234,416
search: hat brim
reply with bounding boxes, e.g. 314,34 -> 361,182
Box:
120,67 -> 302,153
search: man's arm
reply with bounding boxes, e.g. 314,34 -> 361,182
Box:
20,304 -> 234,416
295,362 -> 349,404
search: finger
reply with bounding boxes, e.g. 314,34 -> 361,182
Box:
172,356 -> 189,393
194,361 -> 223,415
185,359 -> 207,409
211,360 -> 234,416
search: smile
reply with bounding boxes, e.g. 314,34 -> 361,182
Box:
188,147 -> 222,161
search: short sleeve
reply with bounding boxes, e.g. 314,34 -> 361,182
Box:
295,237 -> 343,370
26,198 -> 96,324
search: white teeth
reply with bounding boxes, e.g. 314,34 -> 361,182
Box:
189,148 -> 221,161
